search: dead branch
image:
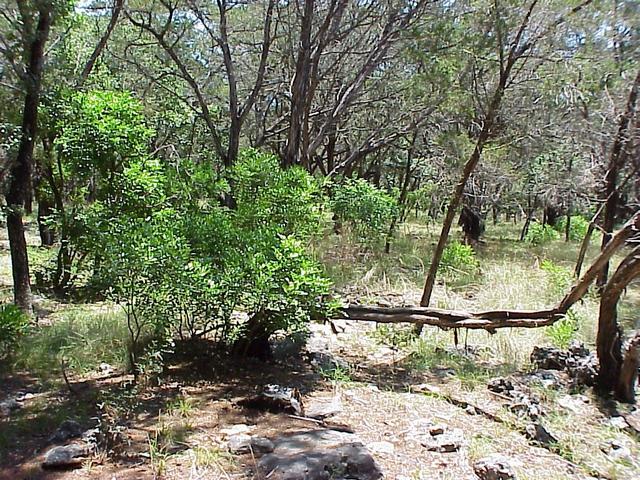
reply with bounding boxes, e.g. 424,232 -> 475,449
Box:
337,210 -> 640,331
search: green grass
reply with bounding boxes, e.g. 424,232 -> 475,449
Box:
11,307 -> 129,377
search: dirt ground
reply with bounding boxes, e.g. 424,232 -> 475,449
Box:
2,317 -> 640,480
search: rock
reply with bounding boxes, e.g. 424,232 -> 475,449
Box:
257,429 -> 382,480
238,385 -> 303,416
228,434 -> 274,455
473,454 -> 517,480
422,428 -> 464,453
525,423 -> 557,446
530,343 -> 597,388
42,444 -> 88,469
429,424 -> 446,436
524,370 -> 563,389
308,351 -> 350,371
220,424 -> 256,437
530,346 -> 568,370
305,395 -> 342,420
487,378 -> 515,395
557,395 -> 585,414
465,405 -> 478,415
0,398 -> 21,417
367,441 -> 395,455
602,439 -> 632,462
608,416 -> 629,430
49,420 -> 84,443
98,363 -> 114,375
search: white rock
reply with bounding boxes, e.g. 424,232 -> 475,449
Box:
220,424 -> 255,437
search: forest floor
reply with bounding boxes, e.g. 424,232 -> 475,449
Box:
1,218 -> 639,480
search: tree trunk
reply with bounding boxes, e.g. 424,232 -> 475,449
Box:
615,331 -> 640,403
4,8 -> 53,313
597,246 -> 640,396
596,69 -> 640,288
283,0 -> 314,167
37,198 -> 55,246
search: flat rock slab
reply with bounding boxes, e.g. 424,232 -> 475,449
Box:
257,429 -> 382,480
42,444 -> 89,469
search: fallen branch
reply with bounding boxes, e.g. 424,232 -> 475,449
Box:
337,210 -> 640,332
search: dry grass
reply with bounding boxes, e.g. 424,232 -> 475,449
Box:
316,218 -> 639,367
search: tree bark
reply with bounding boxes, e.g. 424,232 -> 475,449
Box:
596,69 -> 640,288
4,6 -> 53,312
597,246 -> 640,396
78,0 -> 125,86
615,331 -> 640,403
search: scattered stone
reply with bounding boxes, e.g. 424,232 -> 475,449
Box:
238,385 -> 303,416
530,346 -> 569,370
602,439 -> 632,462
308,351 -> 350,371
608,416 -> 629,430
49,420 -> 84,443
530,342 -> 597,388
220,424 -> 256,437
0,398 -> 21,417
367,441 -> 395,455
257,429 -> 382,480
305,395 -> 342,420
410,384 -> 441,395
557,395 -> 585,414
488,378 -> 515,395
429,424 -> 446,436
473,454 -> 517,480
422,428 -> 464,453
525,422 -> 557,446
228,434 -> 274,455
98,362 -> 114,375
42,444 -> 88,469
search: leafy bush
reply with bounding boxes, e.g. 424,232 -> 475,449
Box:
540,259 -> 572,297
524,222 -> 560,245
555,216 -> 589,241
330,178 -> 397,241
0,304 -> 30,359
439,241 -> 480,277
232,149 -> 324,238
546,310 -> 581,349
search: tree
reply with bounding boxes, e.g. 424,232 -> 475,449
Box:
0,1 -> 56,312
416,0 -> 595,333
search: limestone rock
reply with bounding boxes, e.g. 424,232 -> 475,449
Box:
525,422 -> 557,446
422,428 -> 464,453
0,398 -> 21,417
228,434 -> 274,455
305,395 -> 342,420
42,444 -> 88,469
257,429 -> 382,480
49,420 -> 84,443
473,455 -> 517,480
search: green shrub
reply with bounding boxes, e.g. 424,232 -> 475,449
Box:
555,216 -> 589,241
546,310 -> 581,349
439,241 -> 480,277
525,222 -> 560,245
540,259 -> 572,297
0,304 -> 30,359
330,178 -> 397,241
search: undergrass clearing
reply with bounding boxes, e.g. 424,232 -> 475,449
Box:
10,306 -> 129,377
316,219 -> 637,370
